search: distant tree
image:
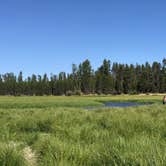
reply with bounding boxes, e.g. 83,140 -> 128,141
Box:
17,71 -> 23,95
0,58 -> 165,95
0,75 -> 4,95
129,64 -> 137,93
79,60 -> 93,94
3,73 -> 16,95
123,64 -> 130,94
71,64 -> 81,91
152,62 -> 161,92
95,70 -> 102,94
160,59 -> 166,92
113,64 -> 124,94
31,74 -> 37,95
42,74 -> 49,95
49,74 -> 57,95
96,59 -> 113,94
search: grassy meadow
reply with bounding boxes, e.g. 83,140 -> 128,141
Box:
0,95 -> 166,165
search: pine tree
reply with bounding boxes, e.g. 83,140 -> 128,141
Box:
79,60 -> 93,94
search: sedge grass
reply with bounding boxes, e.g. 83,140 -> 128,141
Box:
0,95 -> 165,165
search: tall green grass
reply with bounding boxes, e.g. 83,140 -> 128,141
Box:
0,142 -> 27,166
0,95 -> 165,165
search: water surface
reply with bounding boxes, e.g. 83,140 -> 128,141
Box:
104,102 -> 148,108
86,101 -> 152,110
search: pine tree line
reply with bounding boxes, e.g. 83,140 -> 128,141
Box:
0,59 -> 166,96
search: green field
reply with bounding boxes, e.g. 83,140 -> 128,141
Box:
0,95 -> 166,166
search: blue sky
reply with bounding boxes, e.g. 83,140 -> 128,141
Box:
0,0 -> 165,76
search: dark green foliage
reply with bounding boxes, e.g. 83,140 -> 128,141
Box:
79,59 -> 94,94
96,59 -> 114,94
0,59 -> 166,95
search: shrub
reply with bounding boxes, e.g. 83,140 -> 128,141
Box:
74,90 -> 82,96
66,90 -> 73,96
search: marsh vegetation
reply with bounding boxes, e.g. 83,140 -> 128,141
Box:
0,95 -> 165,165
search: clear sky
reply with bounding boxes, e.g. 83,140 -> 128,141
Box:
0,0 -> 165,76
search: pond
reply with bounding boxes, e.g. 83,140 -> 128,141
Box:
85,101 -> 152,110
104,102 -> 149,108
